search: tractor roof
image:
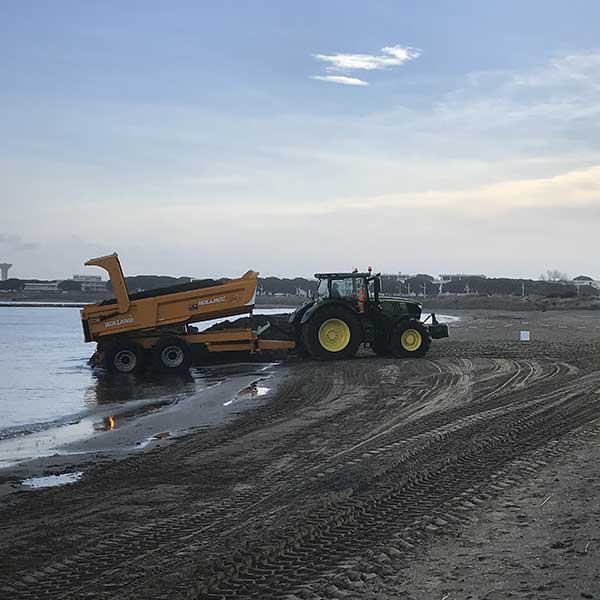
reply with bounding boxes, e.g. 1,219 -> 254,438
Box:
315,272 -> 379,279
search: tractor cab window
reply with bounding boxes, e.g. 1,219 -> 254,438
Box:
316,279 -> 328,299
331,278 -> 357,299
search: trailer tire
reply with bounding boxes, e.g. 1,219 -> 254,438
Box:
153,337 -> 192,373
390,320 -> 431,358
302,305 -> 361,360
106,341 -> 145,374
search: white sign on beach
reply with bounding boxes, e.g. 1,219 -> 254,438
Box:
520,330 -> 530,342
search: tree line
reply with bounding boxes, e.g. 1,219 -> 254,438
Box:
2,272 -> 597,299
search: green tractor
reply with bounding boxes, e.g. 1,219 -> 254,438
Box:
289,271 -> 449,360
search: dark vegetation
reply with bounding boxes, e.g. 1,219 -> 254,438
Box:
2,272 -> 598,310
379,275 -> 599,299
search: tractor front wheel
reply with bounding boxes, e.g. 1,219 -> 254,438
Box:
302,306 -> 361,360
390,320 -> 431,358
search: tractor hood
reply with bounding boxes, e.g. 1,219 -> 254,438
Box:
380,295 -> 422,307
380,296 -> 422,319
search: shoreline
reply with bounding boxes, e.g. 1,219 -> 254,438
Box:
3,299 -> 600,311
0,362 -> 283,496
0,302 -> 89,308
0,301 -> 301,309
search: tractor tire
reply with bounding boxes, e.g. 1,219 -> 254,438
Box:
302,305 -> 361,360
152,337 -> 193,373
293,323 -> 311,357
372,314 -> 393,356
389,320 -> 431,358
106,341 -> 145,374
372,340 -> 391,357
294,337 -> 311,357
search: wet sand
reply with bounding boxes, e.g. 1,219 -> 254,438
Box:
1,309 -> 600,599
0,364 -> 281,496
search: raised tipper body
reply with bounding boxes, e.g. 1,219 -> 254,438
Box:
81,253 -> 258,343
80,253 -> 293,374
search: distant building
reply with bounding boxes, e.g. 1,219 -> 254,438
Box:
439,273 -> 487,282
73,274 -> 106,292
381,272 -> 412,284
569,276 -> 600,290
24,281 -> 60,292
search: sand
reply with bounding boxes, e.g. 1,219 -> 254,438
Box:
1,309 -> 599,599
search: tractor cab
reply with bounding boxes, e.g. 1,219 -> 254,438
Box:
314,272 -> 379,309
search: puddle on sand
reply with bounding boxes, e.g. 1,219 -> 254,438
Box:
22,471 -> 83,489
134,430 -> 174,450
223,381 -> 271,407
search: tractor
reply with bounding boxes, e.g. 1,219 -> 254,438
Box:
80,254 -> 449,373
290,270 -> 448,360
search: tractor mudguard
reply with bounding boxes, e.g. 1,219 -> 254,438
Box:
299,303 -> 320,325
289,302 -> 314,327
299,299 -> 355,325
390,315 -> 448,340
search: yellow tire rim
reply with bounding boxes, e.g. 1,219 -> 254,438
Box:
318,318 -> 351,352
401,328 -> 422,352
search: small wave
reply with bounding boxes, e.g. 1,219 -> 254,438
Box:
0,415 -> 84,441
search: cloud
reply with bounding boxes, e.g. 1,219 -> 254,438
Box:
340,164 -> 600,216
310,75 -> 369,86
0,233 -> 38,251
313,45 -> 420,72
148,163 -> 600,220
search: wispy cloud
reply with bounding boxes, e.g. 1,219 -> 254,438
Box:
313,45 -> 420,72
310,75 -> 369,86
0,233 -> 38,251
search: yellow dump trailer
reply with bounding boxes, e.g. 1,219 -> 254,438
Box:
80,254 -> 294,373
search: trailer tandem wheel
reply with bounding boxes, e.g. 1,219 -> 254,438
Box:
152,337 -> 192,373
105,341 -> 146,374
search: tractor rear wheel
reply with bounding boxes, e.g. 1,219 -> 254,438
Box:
302,306 -> 361,360
293,322 -> 311,357
153,337 -> 193,373
106,341 -> 145,374
390,320 -> 431,358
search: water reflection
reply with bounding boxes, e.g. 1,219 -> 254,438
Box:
22,472 -> 83,489
0,359 -> 279,468
223,380 -> 271,407
83,371 -> 197,408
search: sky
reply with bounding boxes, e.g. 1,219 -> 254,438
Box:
2,0 -> 600,280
